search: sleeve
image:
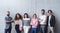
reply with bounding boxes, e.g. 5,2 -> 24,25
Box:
5,17 -> 9,22
10,17 -> 14,23
30,19 -> 33,25
5,17 -> 7,21
35,21 -> 38,26
22,20 -> 24,26
53,16 -> 56,27
42,16 -> 47,23
39,16 -> 43,22
39,17 -> 41,22
19,20 -> 23,27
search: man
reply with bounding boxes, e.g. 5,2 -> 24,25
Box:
47,10 -> 56,33
5,11 -> 13,33
39,9 -> 47,33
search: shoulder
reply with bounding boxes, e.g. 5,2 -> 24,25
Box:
43,15 -> 47,18
19,19 -> 22,22
23,18 -> 30,20
9,16 -> 12,18
5,16 -> 8,19
5,16 -> 8,18
52,15 -> 55,17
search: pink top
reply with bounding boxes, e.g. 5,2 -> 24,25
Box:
30,18 -> 38,28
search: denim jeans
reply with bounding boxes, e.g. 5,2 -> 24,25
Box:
30,28 -> 37,33
15,24 -> 21,33
5,26 -> 12,33
40,25 -> 46,33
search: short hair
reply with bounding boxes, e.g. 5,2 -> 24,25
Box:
41,9 -> 45,12
7,11 -> 10,13
48,10 -> 53,13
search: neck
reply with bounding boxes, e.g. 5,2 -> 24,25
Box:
41,14 -> 45,15
49,14 -> 52,16
7,15 -> 10,16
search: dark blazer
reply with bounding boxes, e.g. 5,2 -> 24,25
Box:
47,15 -> 56,27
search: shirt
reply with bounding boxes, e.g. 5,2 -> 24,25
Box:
39,15 -> 47,25
23,18 -> 30,26
5,16 -> 12,29
30,18 -> 38,28
48,15 -> 51,26
14,20 -> 22,27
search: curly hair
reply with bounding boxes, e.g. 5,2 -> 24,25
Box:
14,13 -> 22,20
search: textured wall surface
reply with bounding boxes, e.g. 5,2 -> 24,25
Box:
0,0 -> 60,33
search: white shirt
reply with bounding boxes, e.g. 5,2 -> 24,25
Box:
48,16 -> 51,26
39,15 -> 47,25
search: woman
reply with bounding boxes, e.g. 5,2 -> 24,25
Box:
30,14 -> 38,33
23,13 -> 30,33
14,13 -> 23,33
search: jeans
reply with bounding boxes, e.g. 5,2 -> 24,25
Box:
40,25 -> 46,33
23,26 -> 30,33
15,25 -> 21,33
5,25 -> 12,33
48,26 -> 54,33
30,28 -> 37,33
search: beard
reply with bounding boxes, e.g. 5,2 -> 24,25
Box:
7,14 -> 10,16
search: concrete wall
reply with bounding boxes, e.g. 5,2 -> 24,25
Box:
0,0 -> 60,33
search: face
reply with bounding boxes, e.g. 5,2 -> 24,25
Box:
6,12 -> 10,16
48,11 -> 52,16
41,11 -> 44,15
24,15 -> 28,18
33,14 -> 37,18
17,14 -> 20,18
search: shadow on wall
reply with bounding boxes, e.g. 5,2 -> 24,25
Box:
54,17 -> 59,33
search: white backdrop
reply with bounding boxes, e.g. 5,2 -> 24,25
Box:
0,0 -> 60,33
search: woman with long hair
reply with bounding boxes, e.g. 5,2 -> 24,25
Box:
14,13 -> 23,33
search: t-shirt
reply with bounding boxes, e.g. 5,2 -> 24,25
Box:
39,15 -> 47,25
48,15 -> 51,26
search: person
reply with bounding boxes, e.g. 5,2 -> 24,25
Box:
14,13 -> 23,33
47,10 -> 56,33
5,11 -> 13,33
23,13 -> 30,33
30,13 -> 38,33
39,9 -> 47,33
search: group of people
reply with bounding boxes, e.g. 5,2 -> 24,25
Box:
5,9 -> 56,33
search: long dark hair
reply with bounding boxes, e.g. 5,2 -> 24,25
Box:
14,13 -> 22,20
24,13 -> 29,18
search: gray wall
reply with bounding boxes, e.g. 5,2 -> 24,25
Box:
0,0 -> 60,33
